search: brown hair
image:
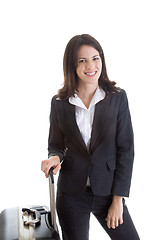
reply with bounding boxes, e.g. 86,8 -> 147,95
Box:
58,34 -> 119,99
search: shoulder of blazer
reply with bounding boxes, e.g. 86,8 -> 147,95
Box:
107,88 -> 128,105
116,88 -> 129,105
50,95 -> 69,110
110,88 -> 126,98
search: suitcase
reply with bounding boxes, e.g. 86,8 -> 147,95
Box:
0,168 -> 61,240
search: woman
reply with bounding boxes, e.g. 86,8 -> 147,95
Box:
41,34 -> 140,240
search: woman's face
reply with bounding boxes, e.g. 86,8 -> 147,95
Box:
76,45 -> 102,88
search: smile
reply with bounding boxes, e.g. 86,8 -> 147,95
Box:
85,71 -> 97,76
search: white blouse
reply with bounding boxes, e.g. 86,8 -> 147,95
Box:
69,86 -> 105,148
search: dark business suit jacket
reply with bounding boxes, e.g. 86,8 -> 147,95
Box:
48,89 -> 134,197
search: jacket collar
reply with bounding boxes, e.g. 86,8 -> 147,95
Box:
68,86 -> 106,110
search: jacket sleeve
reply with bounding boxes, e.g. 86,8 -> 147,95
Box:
48,97 -> 65,162
112,90 -> 134,197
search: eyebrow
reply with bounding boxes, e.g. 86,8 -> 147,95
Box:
78,55 -> 100,59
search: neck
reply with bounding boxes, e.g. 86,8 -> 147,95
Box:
77,83 -> 98,108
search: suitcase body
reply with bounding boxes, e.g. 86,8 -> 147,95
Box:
0,168 -> 60,240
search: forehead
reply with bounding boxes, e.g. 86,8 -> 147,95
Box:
77,45 -> 99,58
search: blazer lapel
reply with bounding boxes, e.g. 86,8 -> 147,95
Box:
89,96 -> 111,154
64,100 -> 89,154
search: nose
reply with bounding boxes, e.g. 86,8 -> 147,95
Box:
85,60 -> 95,70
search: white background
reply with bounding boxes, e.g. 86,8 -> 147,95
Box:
0,1 -> 160,239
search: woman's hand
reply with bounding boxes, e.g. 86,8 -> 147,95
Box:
105,195 -> 123,229
41,156 -> 61,178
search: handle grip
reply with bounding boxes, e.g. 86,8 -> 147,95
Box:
49,167 -> 54,184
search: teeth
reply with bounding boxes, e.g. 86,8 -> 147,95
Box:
85,72 -> 96,76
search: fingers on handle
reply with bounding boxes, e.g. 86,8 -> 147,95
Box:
41,160 -> 61,178
52,163 -> 61,175
41,159 -> 52,177
41,160 -> 47,172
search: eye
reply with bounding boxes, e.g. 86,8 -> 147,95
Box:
93,57 -> 99,61
79,59 -> 86,63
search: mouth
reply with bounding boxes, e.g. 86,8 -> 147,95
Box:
84,71 -> 97,76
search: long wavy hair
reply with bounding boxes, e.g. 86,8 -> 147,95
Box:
58,34 -> 119,99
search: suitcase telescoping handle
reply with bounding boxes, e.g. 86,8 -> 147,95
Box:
49,167 -> 57,231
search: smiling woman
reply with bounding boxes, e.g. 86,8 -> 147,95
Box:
41,34 -> 140,240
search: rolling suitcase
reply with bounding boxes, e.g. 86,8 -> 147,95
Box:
0,168 -> 61,240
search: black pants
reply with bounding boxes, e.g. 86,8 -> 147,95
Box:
56,187 -> 140,240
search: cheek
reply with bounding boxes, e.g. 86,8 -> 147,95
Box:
76,66 -> 83,76
99,62 -> 102,73
76,67 -> 80,76
99,60 -> 102,69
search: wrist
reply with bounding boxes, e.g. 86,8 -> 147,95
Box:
112,195 -> 123,203
49,155 -> 60,161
